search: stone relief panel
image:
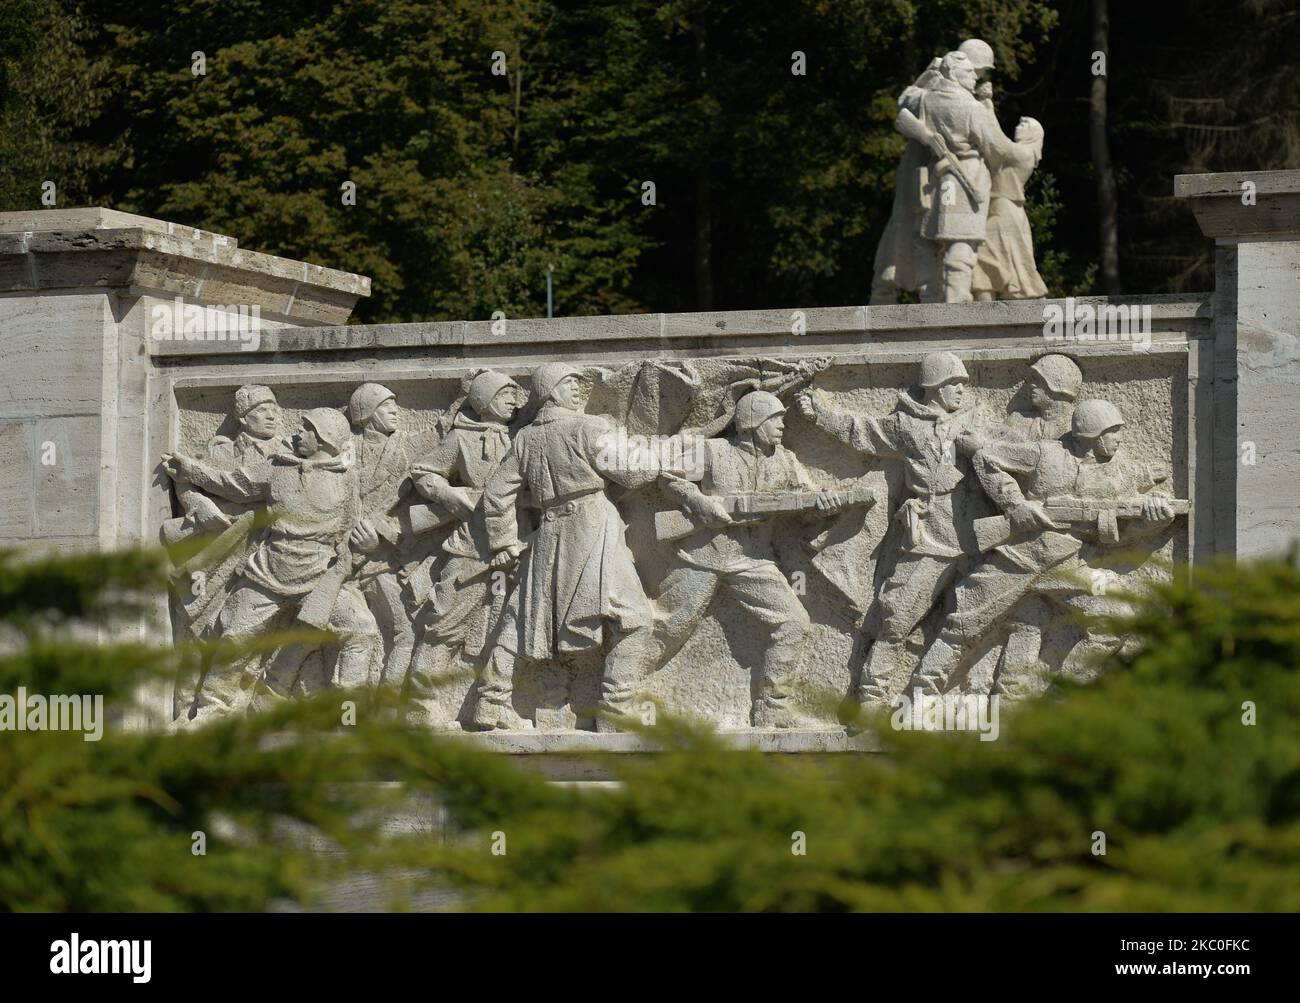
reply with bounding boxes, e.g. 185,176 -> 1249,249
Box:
161,351 -> 1189,733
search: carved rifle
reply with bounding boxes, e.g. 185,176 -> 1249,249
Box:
655,485 -> 877,543
972,495 -> 1191,553
896,106 -> 982,210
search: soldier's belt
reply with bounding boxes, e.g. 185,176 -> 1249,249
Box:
972,496 -> 1191,553
655,485 -> 877,543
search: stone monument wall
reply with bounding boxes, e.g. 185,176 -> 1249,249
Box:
1,170 -> 1297,747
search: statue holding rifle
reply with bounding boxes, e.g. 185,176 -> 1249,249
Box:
655,390 -> 875,728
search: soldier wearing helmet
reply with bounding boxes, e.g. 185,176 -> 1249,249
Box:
479,362 -> 659,732
344,383 -> 428,694
1005,354 -> 1084,442
910,398 -> 1175,696
655,389 -> 845,729
797,352 -> 991,707
162,385 -> 291,717
161,406 -> 381,723
404,369 -> 525,729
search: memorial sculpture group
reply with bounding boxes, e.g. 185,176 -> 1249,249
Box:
871,37 -> 1049,303
157,36 -> 1184,731
161,351 -> 1186,732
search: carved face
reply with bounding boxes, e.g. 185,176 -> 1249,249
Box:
370,396 -> 400,435
551,375 -> 589,411
292,422 -> 321,458
755,412 -> 786,449
1027,374 -> 1056,411
936,379 -> 966,413
952,61 -> 977,92
1095,427 -> 1124,460
485,386 -> 518,423
241,401 -> 280,439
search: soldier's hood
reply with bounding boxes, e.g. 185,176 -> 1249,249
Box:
532,401 -> 585,424
928,76 -> 978,104
452,411 -> 510,434
277,440 -> 355,473
895,392 -> 967,422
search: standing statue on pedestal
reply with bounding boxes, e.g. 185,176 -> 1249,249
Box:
870,40 -> 1039,304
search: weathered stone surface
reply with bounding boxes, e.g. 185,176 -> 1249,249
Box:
1,179 -> 1296,752
1176,172 -> 1300,558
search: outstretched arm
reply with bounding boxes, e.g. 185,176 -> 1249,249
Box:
161,453 -> 270,504
796,391 -> 901,459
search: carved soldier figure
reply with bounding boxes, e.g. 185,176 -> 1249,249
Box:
347,383 -> 418,690
162,408 -> 380,722
164,384 -> 288,718
909,399 -> 1178,696
797,352 -> 988,706
655,390 -> 848,728
162,384 -> 285,545
1008,354 -> 1083,441
404,370 -> 525,729
480,363 -> 660,732
871,39 -> 998,304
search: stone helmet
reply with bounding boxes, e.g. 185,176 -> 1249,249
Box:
301,407 -> 353,454
1072,399 -> 1125,440
1029,354 -> 1083,399
466,370 -> 520,415
532,362 -> 586,403
348,383 -> 396,426
958,38 -> 995,73
234,384 -> 278,417
734,390 -> 786,433
919,352 -> 970,389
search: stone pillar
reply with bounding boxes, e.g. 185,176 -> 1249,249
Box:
1175,171 -> 1300,559
0,208 -> 370,554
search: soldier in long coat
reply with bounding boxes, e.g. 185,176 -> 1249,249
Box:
481,363 -> 659,732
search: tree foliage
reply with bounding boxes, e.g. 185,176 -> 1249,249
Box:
2,544 -> 1297,912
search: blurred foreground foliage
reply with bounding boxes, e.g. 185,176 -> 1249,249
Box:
1,546 -> 1297,912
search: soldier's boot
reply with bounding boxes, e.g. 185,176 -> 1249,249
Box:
847,638 -> 902,735
752,698 -> 823,730
595,623 -> 656,733
470,699 -> 532,731
595,699 -> 638,734
467,648 -> 533,731
855,640 -> 900,705
942,241 -> 977,304
910,638 -> 961,695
